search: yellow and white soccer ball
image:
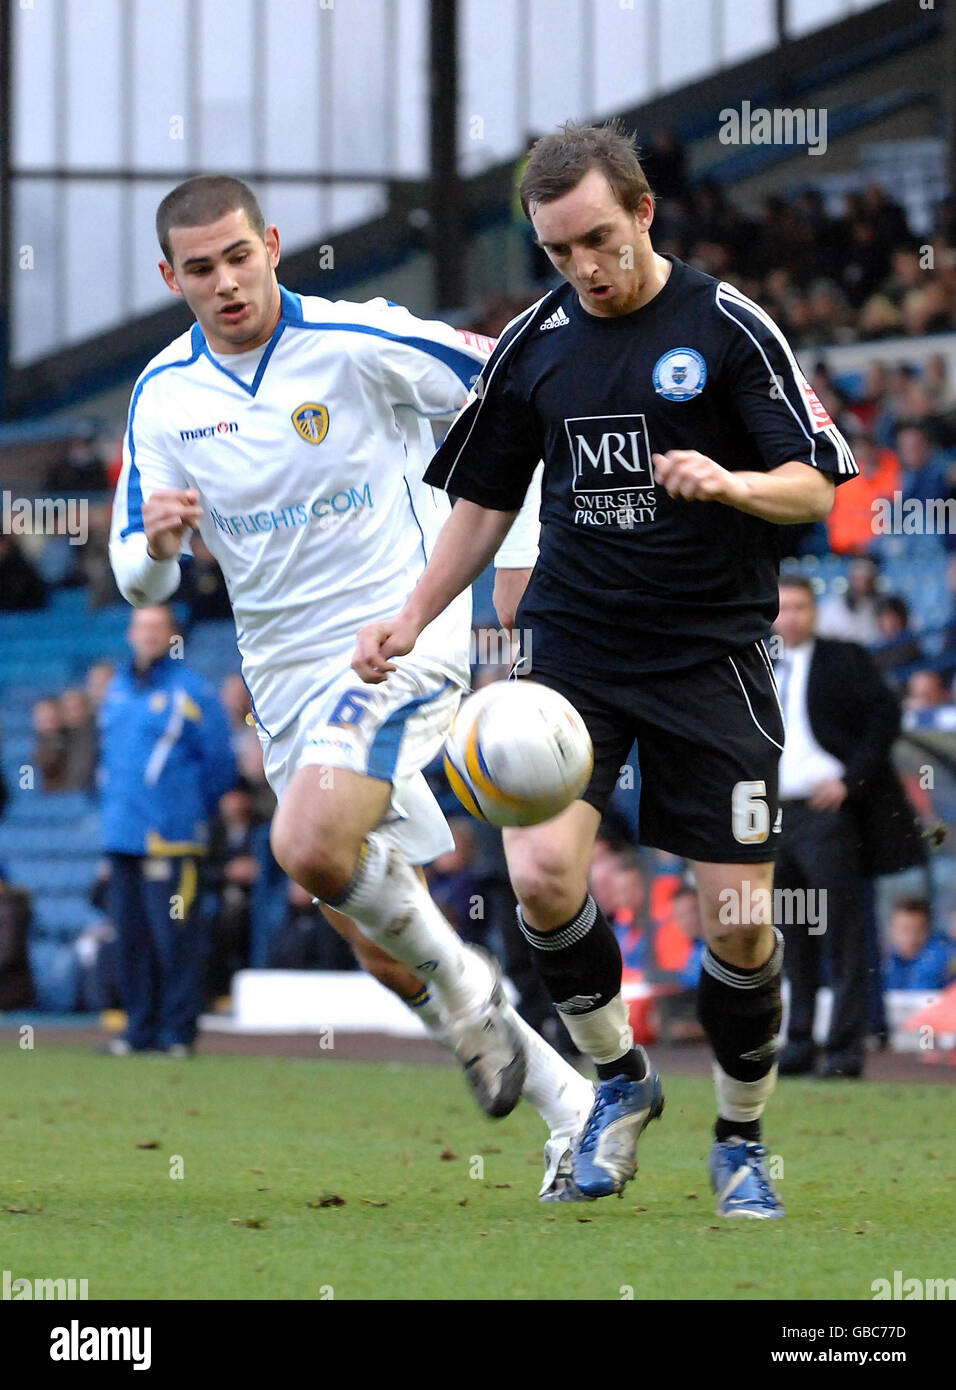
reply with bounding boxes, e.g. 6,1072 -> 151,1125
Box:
443,680 -> 594,828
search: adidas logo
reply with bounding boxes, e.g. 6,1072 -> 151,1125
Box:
539,306 -> 570,331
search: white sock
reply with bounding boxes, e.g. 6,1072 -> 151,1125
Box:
558,992 -> 634,1066
405,986 -> 593,1137
402,982 -> 444,1030
515,1014 -> 594,1137
329,834 -> 488,1016
713,1061 -> 778,1124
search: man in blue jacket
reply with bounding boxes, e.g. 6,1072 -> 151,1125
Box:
99,604 -> 236,1053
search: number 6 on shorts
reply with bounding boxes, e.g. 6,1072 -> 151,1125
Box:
732,779 -> 770,844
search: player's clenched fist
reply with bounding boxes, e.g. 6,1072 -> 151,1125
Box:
652,450 -> 743,505
351,616 -> 421,684
143,488 -> 204,560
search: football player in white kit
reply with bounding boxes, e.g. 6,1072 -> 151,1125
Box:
109,175 -> 592,1198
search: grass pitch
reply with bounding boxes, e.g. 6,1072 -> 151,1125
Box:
2,1044 -> 953,1301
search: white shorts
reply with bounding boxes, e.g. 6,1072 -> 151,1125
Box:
259,659 -> 463,866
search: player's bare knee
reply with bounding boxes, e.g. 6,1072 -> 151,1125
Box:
510,853 -> 584,925
270,822 -> 356,900
708,922 -> 768,967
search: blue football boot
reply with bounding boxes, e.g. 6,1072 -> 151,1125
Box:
572,1051 -> 664,1198
709,1138 -> 785,1219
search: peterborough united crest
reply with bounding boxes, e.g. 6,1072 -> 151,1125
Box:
652,347 -> 707,401
292,402 -> 330,444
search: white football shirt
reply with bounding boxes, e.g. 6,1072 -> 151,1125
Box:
110,287 -> 541,738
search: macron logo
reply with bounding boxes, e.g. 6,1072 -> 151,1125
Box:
180,421 -> 239,442
540,306 -> 570,331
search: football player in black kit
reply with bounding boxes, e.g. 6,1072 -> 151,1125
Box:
353,121 -> 858,1215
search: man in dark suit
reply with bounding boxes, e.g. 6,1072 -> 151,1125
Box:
772,576 -> 926,1078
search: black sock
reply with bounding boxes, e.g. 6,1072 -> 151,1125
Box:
596,1052 -> 647,1082
516,894 -> 623,1019
697,930 -> 783,1145
715,1117 -> 762,1143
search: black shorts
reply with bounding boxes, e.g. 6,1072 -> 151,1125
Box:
521,641 -> 784,864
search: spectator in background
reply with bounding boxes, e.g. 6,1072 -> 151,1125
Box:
903,668 -> 952,714
902,278 -> 954,338
896,420 -> 953,507
85,660 -> 116,714
857,293 -> 903,341
863,185 -> 912,255
32,697 -> 69,791
35,513 -> 83,589
588,830 -> 624,921
883,367 -> 940,439
203,779 -> 260,999
653,882 -> 707,1044
0,538 -> 46,611
667,884 -> 706,990
219,673 -> 275,819
640,127 -> 687,204
825,422 -> 900,557
60,688 -> 98,792
884,897 -> 955,991
772,576 -> 925,1078
98,604 -> 236,1056
0,862 -> 34,1010
426,819 -> 485,946
45,424 -> 108,493
816,556 -> 882,645
77,502 -> 121,609
267,881 -> 358,971
878,242 -> 925,310
609,849 -> 651,973
872,596 -> 924,689
938,558 -> 956,679
923,352 -> 956,414
839,215 -> 889,308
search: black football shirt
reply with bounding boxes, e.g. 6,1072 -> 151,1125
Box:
424,254 -> 858,681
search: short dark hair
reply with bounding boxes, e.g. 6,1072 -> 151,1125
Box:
891,895 -> 931,922
877,594 -> 910,624
156,175 -> 266,263
613,846 -> 644,874
778,574 -> 816,599
518,120 -> 652,221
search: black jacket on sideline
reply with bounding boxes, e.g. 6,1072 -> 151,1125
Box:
804,637 -> 926,877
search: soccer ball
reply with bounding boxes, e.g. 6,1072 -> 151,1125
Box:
443,680 -> 594,828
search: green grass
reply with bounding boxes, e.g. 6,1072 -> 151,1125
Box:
1,1045 -> 953,1300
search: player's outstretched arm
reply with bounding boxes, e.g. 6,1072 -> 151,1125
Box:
351,499 -> 517,683
652,454 -> 835,524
